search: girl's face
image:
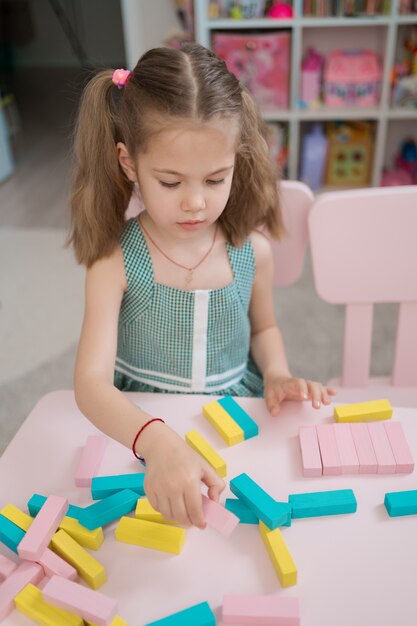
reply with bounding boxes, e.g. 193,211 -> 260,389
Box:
118,118 -> 238,239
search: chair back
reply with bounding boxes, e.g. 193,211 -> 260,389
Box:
309,186 -> 417,387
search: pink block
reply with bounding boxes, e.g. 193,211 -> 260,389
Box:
333,423 -> 359,474
368,422 -> 396,474
299,426 -> 322,477
0,554 -> 18,582
384,421 -> 414,474
0,561 -> 43,620
74,435 -> 108,487
316,424 -> 342,475
42,575 -> 118,626
38,547 -> 78,581
350,423 -> 377,473
223,594 -> 300,625
18,495 -> 68,561
202,495 -> 239,537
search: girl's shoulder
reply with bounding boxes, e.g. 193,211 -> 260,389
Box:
249,229 -> 273,270
87,243 -> 127,294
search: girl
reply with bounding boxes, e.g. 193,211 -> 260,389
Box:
70,43 -> 334,530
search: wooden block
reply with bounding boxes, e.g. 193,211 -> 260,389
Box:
0,513 -> 26,553
289,489 -> 357,518
384,422 -> 414,474
185,430 -> 227,477
135,498 -> 177,525
28,493 -> 83,520
201,494 -> 239,537
115,516 -> 186,554
0,553 -> 17,582
333,424 -> 359,474
202,400 -> 244,446
384,490 -> 417,517
367,422 -> 396,474
0,562 -> 43,621
78,489 -> 138,530
144,601 -> 216,625
15,583 -> 84,625
18,495 -> 68,561
259,522 -> 297,587
1,503 -> 33,530
222,594 -> 300,625
230,473 -> 291,529
74,435 -> 107,487
225,498 -> 259,524
91,473 -> 145,499
350,423 -> 378,473
218,396 -> 259,440
86,617 -> 127,626
316,424 -> 342,475
298,426 -> 322,477
334,399 -> 392,423
42,575 -> 118,626
51,529 -> 106,589
59,516 -> 104,550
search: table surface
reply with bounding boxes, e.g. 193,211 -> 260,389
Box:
1,390 -> 416,626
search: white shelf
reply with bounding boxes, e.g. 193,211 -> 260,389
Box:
195,0 -> 417,186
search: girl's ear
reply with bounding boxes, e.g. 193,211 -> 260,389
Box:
117,142 -> 137,182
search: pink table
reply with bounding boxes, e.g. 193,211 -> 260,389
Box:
1,390 -> 416,625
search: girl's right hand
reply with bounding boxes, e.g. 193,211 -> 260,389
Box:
138,421 -> 225,529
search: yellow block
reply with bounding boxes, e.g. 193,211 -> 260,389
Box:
15,583 -> 83,625
185,430 -> 227,477
334,399 -> 393,423
259,521 -> 297,587
86,617 -> 127,626
51,529 -> 106,589
115,516 -> 186,554
135,498 -> 178,525
202,401 -> 244,446
1,504 -> 33,530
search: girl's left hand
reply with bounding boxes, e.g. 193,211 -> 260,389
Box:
264,373 -> 336,416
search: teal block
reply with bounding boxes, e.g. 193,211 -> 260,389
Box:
225,498 -> 258,524
78,489 -> 138,530
91,473 -> 145,499
384,490 -> 417,517
230,473 -> 291,529
0,514 -> 25,553
144,601 -> 216,626
289,489 -> 357,518
28,494 -> 83,520
218,396 -> 258,440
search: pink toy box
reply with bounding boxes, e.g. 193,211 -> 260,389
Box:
212,31 -> 290,110
324,49 -> 382,107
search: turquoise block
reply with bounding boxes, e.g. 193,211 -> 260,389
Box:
28,494 -> 83,520
384,490 -> 417,517
0,514 -> 25,553
144,601 -> 216,626
230,473 -> 291,529
289,489 -> 357,518
225,498 -> 258,524
91,473 -> 145,499
218,396 -> 258,440
78,489 -> 138,530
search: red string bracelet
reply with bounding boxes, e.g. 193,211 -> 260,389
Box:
132,418 -> 165,462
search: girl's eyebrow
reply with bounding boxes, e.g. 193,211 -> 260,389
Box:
152,165 -> 234,176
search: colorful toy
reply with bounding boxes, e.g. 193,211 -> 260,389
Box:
115,516 -> 186,554
218,396 -> 259,439
74,435 -> 107,488
350,423 -> 378,474
267,1 -> 294,18
144,601 -> 216,626
298,425 -> 323,477
0,553 -> 17,582
0,561 -> 43,621
300,123 -> 328,190
51,529 -> 107,589
0,513 -> 26,553
368,422 -> 396,474
300,46 -> 324,107
225,497 -> 259,524
325,121 -> 373,186
17,495 -> 68,561
78,489 -> 138,530
185,429 -> 227,477
259,522 -> 297,587
222,594 -> 300,625
334,399 -> 393,422
316,423 -> 342,475
91,472 -> 145,499
384,489 -> 417,517
15,583 -> 83,626
135,497 -> 178,525
201,494 -> 240,537
230,473 -> 291,529
324,49 -> 381,107
288,489 -> 357,518
333,423 -> 360,474
28,493 -> 83,520
384,422 -> 415,473
203,399 -> 245,445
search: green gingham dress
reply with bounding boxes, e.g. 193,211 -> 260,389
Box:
114,218 -> 264,396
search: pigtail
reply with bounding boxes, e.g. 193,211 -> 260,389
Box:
68,70 -> 133,267
221,88 -> 284,244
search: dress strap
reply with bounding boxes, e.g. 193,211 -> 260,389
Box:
226,237 -> 255,311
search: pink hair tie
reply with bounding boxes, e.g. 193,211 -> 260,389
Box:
112,68 -> 131,89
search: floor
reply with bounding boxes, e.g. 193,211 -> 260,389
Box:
0,68 -> 397,455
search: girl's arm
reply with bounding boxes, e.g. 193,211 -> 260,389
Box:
74,247 -> 224,528
248,231 -> 335,415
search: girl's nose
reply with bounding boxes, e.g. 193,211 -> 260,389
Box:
182,192 -> 206,213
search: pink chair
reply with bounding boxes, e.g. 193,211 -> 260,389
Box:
309,186 -> 417,407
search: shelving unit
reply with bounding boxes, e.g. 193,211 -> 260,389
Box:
194,0 -> 417,188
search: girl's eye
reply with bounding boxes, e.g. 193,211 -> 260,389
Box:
160,181 -> 180,188
207,178 -> 225,185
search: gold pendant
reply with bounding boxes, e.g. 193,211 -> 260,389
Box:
185,269 -> 193,284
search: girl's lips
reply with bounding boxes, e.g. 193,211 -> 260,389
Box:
178,220 -> 204,230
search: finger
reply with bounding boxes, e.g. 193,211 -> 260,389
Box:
169,494 -> 190,527
327,387 -> 337,396
321,385 -> 331,405
290,377 -> 308,400
184,486 -> 206,529
307,381 -> 322,408
156,497 -> 174,523
201,464 -> 225,503
265,387 -> 281,416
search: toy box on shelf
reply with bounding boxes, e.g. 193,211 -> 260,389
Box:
381,136 -> 417,185
324,49 -> 382,107
266,122 -> 289,177
325,121 -> 374,186
212,31 -> 291,111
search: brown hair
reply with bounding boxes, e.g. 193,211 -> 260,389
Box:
69,43 -> 283,267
